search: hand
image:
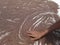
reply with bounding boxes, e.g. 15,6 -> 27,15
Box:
27,30 -> 48,41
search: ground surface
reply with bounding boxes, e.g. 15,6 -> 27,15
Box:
0,0 -> 59,45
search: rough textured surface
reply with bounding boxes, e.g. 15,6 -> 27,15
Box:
0,0 -> 60,45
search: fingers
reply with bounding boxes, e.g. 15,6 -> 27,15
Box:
30,38 -> 36,41
27,31 -> 33,34
27,31 -> 39,41
27,31 -> 37,36
27,30 -> 48,41
27,31 -> 37,38
27,32 -> 35,38
30,37 -> 39,41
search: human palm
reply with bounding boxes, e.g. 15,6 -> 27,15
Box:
27,30 -> 48,41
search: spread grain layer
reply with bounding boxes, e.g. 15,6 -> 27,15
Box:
0,0 -> 60,45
